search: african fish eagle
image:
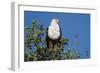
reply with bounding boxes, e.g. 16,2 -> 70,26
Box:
46,19 -> 62,49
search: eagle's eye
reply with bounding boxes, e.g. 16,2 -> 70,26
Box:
55,19 -> 59,24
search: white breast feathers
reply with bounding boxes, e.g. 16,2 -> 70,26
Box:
48,24 -> 60,40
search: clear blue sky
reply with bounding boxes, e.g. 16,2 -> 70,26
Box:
24,11 -> 90,59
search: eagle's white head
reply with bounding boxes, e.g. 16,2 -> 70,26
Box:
51,19 -> 59,26
48,19 -> 60,40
